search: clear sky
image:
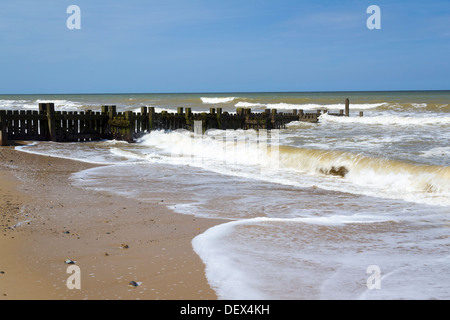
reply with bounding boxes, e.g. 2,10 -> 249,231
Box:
0,0 -> 449,94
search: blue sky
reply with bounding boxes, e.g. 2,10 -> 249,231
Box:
0,0 -> 449,94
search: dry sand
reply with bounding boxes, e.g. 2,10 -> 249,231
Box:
0,143 -> 222,300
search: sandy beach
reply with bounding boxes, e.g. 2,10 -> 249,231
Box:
0,142 -> 221,300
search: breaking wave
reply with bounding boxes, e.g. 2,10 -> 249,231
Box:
137,130 -> 450,206
201,97 -> 237,104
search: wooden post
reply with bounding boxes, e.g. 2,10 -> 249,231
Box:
271,109 -> 277,122
359,111 -> 364,117
46,103 -> 57,141
0,110 -> 8,146
73,111 -> 79,141
79,111 -> 85,138
62,111 -> 67,140
100,106 -> 108,138
148,107 -> 155,131
101,105 -> 109,114
11,110 -> 18,137
139,107 -> 147,132
31,111 -> 38,137
125,111 -> 134,141
38,103 -> 47,138
345,98 -> 350,117
108,105 -> 117,119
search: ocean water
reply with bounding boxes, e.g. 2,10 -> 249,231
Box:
4,91 -> 450,299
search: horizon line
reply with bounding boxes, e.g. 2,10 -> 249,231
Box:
1,89 -> 449,96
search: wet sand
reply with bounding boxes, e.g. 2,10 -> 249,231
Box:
0,143 -> 221,300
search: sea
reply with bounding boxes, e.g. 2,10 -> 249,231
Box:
2,91 -> 449,299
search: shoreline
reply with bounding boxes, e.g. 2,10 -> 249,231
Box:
0,143 -> 222,300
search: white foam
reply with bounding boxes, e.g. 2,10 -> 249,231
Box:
15,141 -> 122,165
193,213 -> 450,299
420,146 -> 450,159
135,130 -> 450,207
0,99 -> 86,111
132,106 -> 186,114
235,102 -> 388,110
319,112 -> 450,126
201,97 -> 237,104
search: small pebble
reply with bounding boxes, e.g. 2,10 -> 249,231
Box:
128,281 -> 141,287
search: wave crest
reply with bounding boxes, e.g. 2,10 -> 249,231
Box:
201,97 -> 237,104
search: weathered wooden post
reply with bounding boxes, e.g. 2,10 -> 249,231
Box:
61,111 -> 68,140
263,109 -> 271,129
345,98 -> 350,117
184,107 -> 191,130
147,106 -> 155,131
101,105 -> 109,114
46,103 -> 57,141
271,109 -> 277,128
108,105 -> 117,138
0,110 -> 8,146
38,103 -> 48,138
100,106 -> 109,138
125,110 -> 134,142
216,107 -> 222,129
139,106 -> 147,132
108,105 -> 117,119
359,111 -> 364,117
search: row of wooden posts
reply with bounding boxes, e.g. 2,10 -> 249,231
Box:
0,99 -> 356,146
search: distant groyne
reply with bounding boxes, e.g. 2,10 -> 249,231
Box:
0,99 -> 357,146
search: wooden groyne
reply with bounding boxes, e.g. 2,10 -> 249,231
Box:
0,100 -> 356,146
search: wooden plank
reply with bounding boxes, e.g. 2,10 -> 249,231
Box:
345,98 -> 350,117
46,103 -> 57,141
0,110 -> 8,146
